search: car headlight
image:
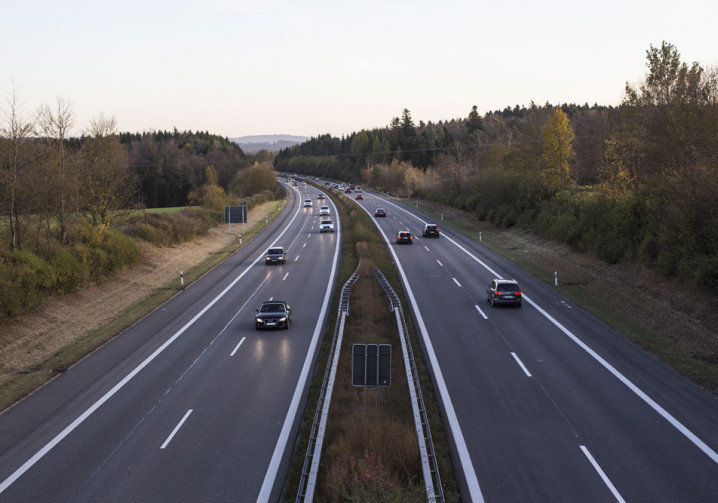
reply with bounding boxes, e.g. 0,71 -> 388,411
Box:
278,316 -> 287,322
255,317 -> 263,323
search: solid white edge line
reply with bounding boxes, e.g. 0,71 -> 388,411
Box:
357,202 -> 485,502
0,200 -> 304,495
256,196 -> 342,502
474,304 -> 488,320
510,352 -> 532,377
160,409 -> 193,449
380,196 -> 718,466
230,337 -> 246,357
580,445 -> 626,503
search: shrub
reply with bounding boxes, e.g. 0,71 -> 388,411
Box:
100,229 -> 140,270
0,250 -> 56,317
50,249 -> 85,295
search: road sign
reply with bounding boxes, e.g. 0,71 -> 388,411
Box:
352,344 -> 391,387
224,203 -> 247,224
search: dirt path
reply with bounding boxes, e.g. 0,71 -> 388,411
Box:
0,202 -> 278,388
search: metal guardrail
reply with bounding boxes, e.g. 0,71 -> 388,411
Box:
296,270 -> 359,502
374,268 -> 445,503
296,267 -> 444,502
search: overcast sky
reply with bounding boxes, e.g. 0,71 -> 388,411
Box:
2,0 -> 716,139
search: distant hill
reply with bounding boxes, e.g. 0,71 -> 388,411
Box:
230,134 -> 308,153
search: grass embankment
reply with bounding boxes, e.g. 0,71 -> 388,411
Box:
284,191 -> 459,501
0,199 -> 286,412
401,197 -> 718,395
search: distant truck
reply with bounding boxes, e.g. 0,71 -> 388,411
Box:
265,246 -> 286,265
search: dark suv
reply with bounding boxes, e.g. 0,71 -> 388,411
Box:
487,279 -> 522,307
396,230 -> 413,244
255,301 -> 292,329
422,224 -> 440,238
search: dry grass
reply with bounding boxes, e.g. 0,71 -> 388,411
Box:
315,258 -> 425,502
0,201 -> 281,409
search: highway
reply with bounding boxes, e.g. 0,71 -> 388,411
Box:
0,183 -> 340,502
352,189 -> 718,502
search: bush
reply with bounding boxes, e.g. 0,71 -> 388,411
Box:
101,229 -> 140,270
0,250 -> 56,317
50,249 -> 85,295
124,209 -> 215,246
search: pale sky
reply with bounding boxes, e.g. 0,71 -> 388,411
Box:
2,0 -> 716,139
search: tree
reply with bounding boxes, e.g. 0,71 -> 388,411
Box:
541,108 -> 575,193
81,114 -> 137,228
36,97 -> 76,244
466,105 -> 484,135
350,130 -> 370,167
0,86 -> 36,250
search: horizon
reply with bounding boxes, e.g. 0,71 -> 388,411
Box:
3,1 -> 717,139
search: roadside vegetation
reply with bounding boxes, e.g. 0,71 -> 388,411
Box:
275,41 -> 718,297
0,96 -> 281,319
285,188 -> 460,501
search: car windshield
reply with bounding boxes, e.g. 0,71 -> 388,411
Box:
498,283 -> 518,291
260,303 -> 285,313
267,248 -> 282,255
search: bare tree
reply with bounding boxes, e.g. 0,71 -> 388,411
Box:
0,85 -> 36,251
36,97 -> 76,244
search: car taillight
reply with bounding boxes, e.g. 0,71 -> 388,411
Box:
516,291 -> 522,296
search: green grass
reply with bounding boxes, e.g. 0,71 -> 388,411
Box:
144,206 -> 200,214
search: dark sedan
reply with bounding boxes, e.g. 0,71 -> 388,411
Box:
255,300 -> 293,329
374,208 -> 387,217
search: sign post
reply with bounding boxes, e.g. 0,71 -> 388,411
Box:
224,202 -> 247,235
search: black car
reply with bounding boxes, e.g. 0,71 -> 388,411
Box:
255,300 -> 292,329
396,230 -> 413,244
422,224 -> 440,238
265,247 -> 286,265
487,279 -> 522,307
374,208 -> 387,217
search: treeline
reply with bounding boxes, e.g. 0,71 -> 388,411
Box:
276,42 -> 718,292
274,109 -> 454,179
120,129 -> 249,208
0,95 -> 280,317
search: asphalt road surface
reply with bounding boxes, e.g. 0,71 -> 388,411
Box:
0,184 -> 340,502
355,189 -> 718,502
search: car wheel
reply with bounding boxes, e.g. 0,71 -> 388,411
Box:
490,297 -> 496,307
